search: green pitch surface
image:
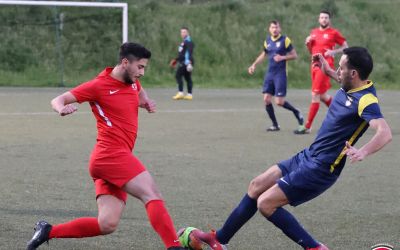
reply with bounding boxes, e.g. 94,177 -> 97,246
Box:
0,88 -> 398,249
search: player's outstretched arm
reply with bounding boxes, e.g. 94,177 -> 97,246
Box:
248,51 -> 266,75
138,88 -> 156,113
51,91 -> 78,116
314,54 -> 339,82
325,41 -> 349,57
344,118 -> 392,163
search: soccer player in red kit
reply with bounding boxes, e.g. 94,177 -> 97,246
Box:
27,43 -> 185,250
295,10 -> 348,134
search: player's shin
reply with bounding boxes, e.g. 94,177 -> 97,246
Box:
305,102 -> 320,129
145,199 -> 182,248
216,194 -> 258,244
265,207 -> 319,249
49,217 -> 101,238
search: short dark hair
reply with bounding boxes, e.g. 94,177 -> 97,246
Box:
320,10 -> 331,17
181,26 -> 190,32
343,47 -> 373,80
270,20 -> 280,26
119,42 -> 151,63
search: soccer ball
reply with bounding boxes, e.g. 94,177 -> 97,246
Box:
177,227 -> 205,250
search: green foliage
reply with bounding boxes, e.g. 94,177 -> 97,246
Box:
0,0 -> 399,89
320,0 -> 339,17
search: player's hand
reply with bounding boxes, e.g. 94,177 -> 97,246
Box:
305,35 -> 313,45
248,64 -> 256,75
324,49 -> 335,57
312,54 -> 329,70
169,59 -> 177,68
59,104 -> 77,116
140,99 -> 156,113
273,54 -> 285,62
344,141 -> 367,163
312,53 -> 323,66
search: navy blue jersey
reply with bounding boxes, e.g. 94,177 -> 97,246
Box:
177,36 -> 194,66
264,35 -> 293,73
308,81 -> 383,175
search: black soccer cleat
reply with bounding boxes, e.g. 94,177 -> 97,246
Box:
167,247 -> 187,250
294,110 -> 304,126
27,220 -> 52,250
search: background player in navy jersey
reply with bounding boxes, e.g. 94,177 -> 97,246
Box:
192,47 -> 392,249
171,27 -> 195,100
248,20 -> 304,132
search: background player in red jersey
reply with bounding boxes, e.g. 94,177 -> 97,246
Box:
26,43 -> 185,250
295,10 -> 348,134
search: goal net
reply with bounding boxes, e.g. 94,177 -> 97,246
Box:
0,1 -> 128,87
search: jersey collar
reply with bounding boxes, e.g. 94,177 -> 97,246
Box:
271,34 -> 282,41
347,80 -> 373,93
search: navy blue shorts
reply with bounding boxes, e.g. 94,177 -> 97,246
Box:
277,150 -> 338,206
262,71 -> 287,97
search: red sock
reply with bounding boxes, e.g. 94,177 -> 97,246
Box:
323,96 -> 332,107
305,102 -> 320,129
49,217 -> 101,239
145,200 -> 181,248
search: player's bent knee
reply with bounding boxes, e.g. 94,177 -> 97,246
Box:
248,177 -> 264,198
98,217 -> 120,235
257,197 -> 275,217
311,93 -> 321,102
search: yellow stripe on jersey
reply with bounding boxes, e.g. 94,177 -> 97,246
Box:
285,37 -> 291,49
348,81 -> 373,93
330,121 -> 368,173
358,93 -> 379,117
264,40 -> 267,49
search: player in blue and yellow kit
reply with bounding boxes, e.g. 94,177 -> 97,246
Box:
248,20 -> 304,131
192,47 -> 392,250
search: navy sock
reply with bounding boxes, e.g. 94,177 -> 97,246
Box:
266,207 -> 319,249
265,104 -> 278,127
216,194 -> 257,244
282,101 -> 303,125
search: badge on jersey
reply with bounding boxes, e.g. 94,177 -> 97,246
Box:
132,83 -> 137,90
276,41 -> 281,48
323,34 -> 329,39
345,96 -> 353,107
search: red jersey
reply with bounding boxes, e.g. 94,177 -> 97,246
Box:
308,27 -> 346,65
71,67 -> 142,151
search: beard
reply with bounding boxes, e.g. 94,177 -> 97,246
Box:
320,23 -> 329,29
340,76 -> 353,92
122,70 -> 134,84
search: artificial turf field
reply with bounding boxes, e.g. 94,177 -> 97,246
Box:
0,87 -> 398,249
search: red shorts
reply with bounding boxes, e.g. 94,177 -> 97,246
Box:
311,65 -> 331,94
89,146 -> 146,203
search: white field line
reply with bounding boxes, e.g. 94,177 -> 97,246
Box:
0,109 -> 398,116
0,108 -> 259,116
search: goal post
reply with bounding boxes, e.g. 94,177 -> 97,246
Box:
0,0 -> 128,43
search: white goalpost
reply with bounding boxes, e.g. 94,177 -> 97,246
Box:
0,0 -> 129,43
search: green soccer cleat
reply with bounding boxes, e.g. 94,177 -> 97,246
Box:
294,125 -> 310,135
